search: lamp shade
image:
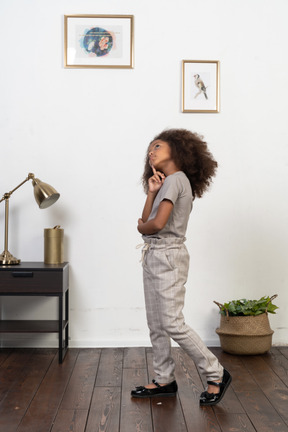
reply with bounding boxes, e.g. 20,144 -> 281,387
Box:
32,178 -> 60,209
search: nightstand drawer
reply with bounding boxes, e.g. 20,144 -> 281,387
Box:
0,270 -> 64,293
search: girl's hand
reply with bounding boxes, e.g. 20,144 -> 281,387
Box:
148,165 -> 165,193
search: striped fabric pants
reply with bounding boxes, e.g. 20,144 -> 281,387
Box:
142,237 -> 223,384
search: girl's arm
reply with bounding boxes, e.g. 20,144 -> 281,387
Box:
137,199 -> 173,235
141,166 -> 165,222
141,191 -> 157,222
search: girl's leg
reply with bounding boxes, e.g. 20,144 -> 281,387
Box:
144,243 -> 223,384
143,259 -> 176,384
162,244 -> 223,382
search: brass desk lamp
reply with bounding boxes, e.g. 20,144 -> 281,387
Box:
0,173 -> 60,265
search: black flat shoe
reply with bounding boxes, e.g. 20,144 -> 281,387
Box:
200,369 -> 232,406
131,379 -> 178,398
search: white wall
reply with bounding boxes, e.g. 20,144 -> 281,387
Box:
1,0 -> 288,348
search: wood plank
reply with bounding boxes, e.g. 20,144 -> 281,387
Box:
215,413 -> 257,432
95,348 -> 123,387
0,347 -> 286,431
241,355 -> 288,425
16,348 -> 79,432
236,390 -> 288,432
0,349 -> 35,403
211,347 -> 288,429
146,349 -> 187,432
178,347 -> 242,414
279,347 -> 288,360
172,348 -> 222,432
51,409 -> 88,432
262,348 -> 288,387
60,349 -> 101,410
120,368 -> 153,432
210,347 -> 260,392
0,348 -> 12,365
86,387 -> 121,432
123,347 -> 146,369
151,397 -> 187,432
0,350 -> 55,432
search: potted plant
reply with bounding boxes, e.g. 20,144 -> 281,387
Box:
214,295 -> 278,355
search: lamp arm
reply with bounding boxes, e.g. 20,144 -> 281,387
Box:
0,172 -> 59,265
0,173 -> 35,204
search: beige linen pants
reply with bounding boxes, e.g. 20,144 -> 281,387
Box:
142,237 -> 223,384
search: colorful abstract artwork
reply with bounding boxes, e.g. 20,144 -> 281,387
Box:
81,27 -> 113,57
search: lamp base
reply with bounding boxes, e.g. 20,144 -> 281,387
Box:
0,250 -> 20,265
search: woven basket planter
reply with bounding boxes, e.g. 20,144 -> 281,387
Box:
215,313 -> 274,355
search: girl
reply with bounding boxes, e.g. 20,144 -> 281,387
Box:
131,129 -> 231,406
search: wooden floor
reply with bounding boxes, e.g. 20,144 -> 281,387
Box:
0,347 -> 288,432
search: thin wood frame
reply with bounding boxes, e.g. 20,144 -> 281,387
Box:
182,60 -> 220,113
64,14 -> 134,69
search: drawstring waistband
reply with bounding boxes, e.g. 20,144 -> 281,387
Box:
136,243 -> 150,262
136,237 -> 186,262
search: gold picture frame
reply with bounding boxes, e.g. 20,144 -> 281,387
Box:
182,60 -> 220,113
64,14 -> 134,69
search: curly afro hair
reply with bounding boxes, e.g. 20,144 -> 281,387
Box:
142,128 -> 218,198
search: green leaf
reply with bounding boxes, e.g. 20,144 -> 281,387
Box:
216,295 -> 278,316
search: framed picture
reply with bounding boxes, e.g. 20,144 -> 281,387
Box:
182,60 -> 220,113
64,14 -> 134,69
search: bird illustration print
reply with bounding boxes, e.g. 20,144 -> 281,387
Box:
194,74 -> 208,99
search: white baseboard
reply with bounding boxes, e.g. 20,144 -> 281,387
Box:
0,336 -> 221,349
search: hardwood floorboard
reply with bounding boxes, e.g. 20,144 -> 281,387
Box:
51,409 -> 88,432
236,390 -> 288,432
147,351 -> 188,432
172,349 -> 222,432
215,413 -> 256,432
0,349 -> 35,404
0,350 -> 55,432
0,348 -> 12,365
279,347 -> 288,360
95,348 -> 123,387
120,367 -> 153,432
241,355 -> 288,426
16,348 -> 79,432
86,387 -> 121,432
0,346 -> 287,431
210,348 -> 261,392
211,347 -> 288,431
262,348 -> 288,387
123,347 -> 146,369
60,348 -> 101,410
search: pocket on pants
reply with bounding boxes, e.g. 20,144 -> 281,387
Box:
164,250 -> 177,271
155,247 -> 180,272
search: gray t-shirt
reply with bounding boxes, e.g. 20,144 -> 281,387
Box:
143,171 -> 193,239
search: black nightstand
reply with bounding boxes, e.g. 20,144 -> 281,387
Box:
0,262 -> 69,363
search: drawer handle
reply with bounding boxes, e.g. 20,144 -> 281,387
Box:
12,272 -> 34,278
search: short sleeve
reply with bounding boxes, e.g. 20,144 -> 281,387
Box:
158,175 -> 182,205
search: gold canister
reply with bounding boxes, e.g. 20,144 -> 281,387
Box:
44,225 -> 64,264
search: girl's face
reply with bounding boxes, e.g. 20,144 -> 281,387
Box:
148,140 -> 173,172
